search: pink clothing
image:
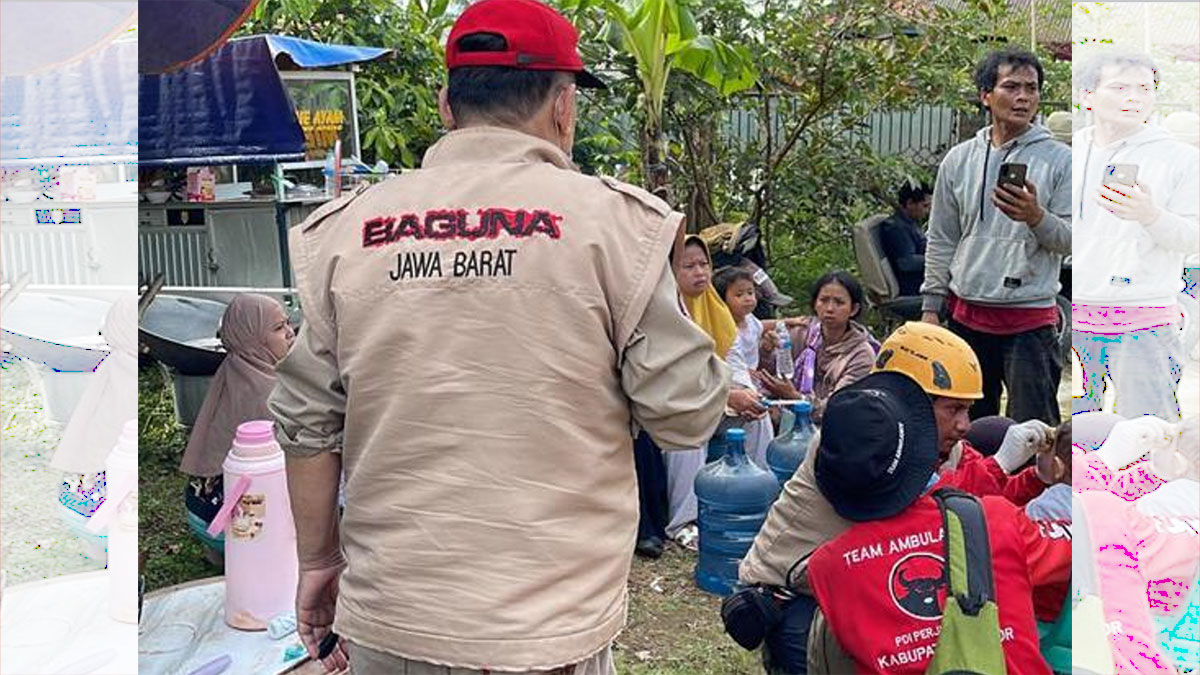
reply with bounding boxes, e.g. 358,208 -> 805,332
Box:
1074,450 -> 1165,502
1078,490 -> 1199,675
1073,303 -> 1180,334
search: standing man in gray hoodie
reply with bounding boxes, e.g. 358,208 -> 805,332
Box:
921,48 -> 1072,424
1072,53 -> 1200,420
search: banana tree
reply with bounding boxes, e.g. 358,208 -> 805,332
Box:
602,0 -> 757,198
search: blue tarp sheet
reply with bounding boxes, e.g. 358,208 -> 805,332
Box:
264,35 -> 391,69
0,38 -> 138,165
139,35 -> 390,166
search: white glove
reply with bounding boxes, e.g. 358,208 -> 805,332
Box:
993,419 -> 1054,474
1095,416 -> 1175,473
1147,417 -> 1196,481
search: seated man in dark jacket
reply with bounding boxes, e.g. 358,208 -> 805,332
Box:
879,182 -> 932,296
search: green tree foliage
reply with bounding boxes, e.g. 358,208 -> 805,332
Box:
241,0 -> 1072,313
575,0 -> 1073,307
239,0 -> 452,168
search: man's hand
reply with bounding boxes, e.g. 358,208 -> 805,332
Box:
729,388 -> 767,420
992,180 -> 1044,227
284,450 -> 347,672
993,419 -> 1054,474
297,561 -> 349,673
921,311 -> 940,326
1096,416 -> 1175,472
1096,182 -> 1161,226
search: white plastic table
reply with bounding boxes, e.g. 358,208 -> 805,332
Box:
0,570 -> 137,674
139,577 -> 325,675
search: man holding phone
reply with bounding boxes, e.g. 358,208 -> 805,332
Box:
1072,53 -> 1200,420
921,49 -> 1071,424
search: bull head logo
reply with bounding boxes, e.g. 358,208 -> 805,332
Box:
890,553 -> 947,620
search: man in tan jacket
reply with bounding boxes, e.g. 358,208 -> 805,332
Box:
268,1 -> 729,673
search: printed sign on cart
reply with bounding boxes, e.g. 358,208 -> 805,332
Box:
34,208 -> 82,225
282,73 -> 359,161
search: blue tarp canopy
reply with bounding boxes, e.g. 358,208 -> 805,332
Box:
264,35 -> 391,69
139,35 -> 391,166
0,37 -> 138,165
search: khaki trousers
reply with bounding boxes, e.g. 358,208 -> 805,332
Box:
347,642 -> 616,675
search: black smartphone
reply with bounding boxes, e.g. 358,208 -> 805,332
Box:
997,163 -> 1027,188
1103,163 -> 1139,187
318,631 -> 341,659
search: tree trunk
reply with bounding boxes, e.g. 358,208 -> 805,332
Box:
644,121 -> 688,268
643,123 -> 670,204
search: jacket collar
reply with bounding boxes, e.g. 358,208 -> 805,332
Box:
421,126 -> 578,172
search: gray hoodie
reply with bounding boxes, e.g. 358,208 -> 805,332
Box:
1073,125 -> 1200,308
921,124 -> 1072,313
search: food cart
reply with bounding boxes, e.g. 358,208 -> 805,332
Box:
137,34 -> 390,427
137,34 -> 392,288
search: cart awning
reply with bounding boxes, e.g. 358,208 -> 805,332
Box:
264,34 -> 391,69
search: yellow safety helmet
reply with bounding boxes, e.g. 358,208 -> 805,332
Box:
871,322 -> 983,400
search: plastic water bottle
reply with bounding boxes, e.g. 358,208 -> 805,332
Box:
694,428 -> 781,596
775,322 -> 794,380
206,420 -> 299,630
766,401 -> 816,487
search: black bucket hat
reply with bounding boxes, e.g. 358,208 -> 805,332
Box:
814,371 -> 938,522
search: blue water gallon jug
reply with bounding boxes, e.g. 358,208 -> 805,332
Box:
706,426 -> 732,463
766,400 -> 816,486
694,428 -> 781,596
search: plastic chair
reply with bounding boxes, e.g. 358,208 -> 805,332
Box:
850,214 -> 923,329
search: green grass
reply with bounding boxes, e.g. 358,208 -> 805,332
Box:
618,546 -> 761,674
139,363 -> 221,591
138,364 -> 762,673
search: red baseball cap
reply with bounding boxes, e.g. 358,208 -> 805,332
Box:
446,0 -> 606,89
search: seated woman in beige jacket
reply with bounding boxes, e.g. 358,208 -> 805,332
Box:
756,270 -> 877,422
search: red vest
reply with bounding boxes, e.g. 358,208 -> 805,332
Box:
809,495 -> 1065,674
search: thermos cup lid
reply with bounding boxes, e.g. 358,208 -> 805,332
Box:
235,420 -> 276,446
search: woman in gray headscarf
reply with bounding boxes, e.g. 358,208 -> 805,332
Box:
179,294 -> 294,557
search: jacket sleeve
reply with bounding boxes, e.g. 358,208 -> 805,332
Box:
1106,459 -> 1166,502
1001,466 -> 1048,507
1130,504 -> 1200,609
1028,149 -> 1072,255
880,220 -> 925,274
1075,453 -> 1165,502
269,311 -> 347,458
621,261 -> 731,451
921,152 -> 963,313
268,223 -> 347,458
1143,148 -> 1200,254
1079,491 -> 1193,674
725,336 -> 756,390
937,449 -> 1046,506
1012,502 -> 1072,588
